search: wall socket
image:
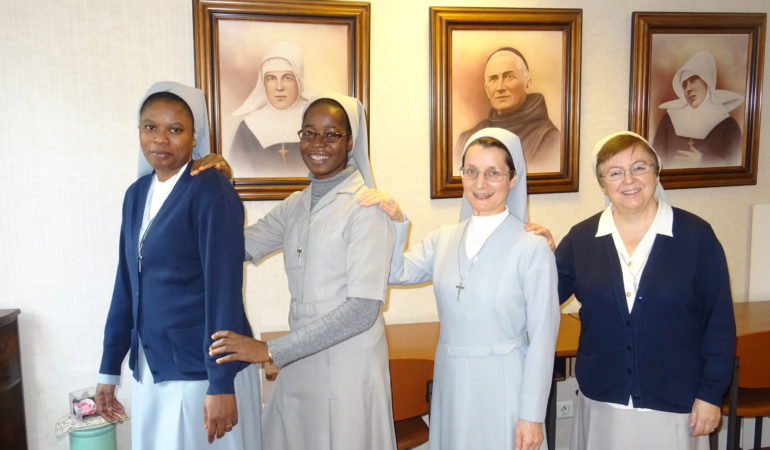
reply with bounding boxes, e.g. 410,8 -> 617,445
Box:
556,400 -> 574,418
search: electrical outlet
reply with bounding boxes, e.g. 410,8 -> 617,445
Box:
556,400 -> 574,418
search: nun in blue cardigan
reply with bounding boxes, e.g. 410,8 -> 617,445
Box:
95,82 -> 261,449
556,131 -> 735,450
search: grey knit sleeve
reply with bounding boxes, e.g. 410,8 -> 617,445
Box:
266,297 -> 381,368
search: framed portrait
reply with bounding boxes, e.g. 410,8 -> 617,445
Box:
630,12 -> 766,189
429,7 -> 582,198
193,0 -> 370,200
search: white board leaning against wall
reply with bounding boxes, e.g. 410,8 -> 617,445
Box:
749,203 -> 770,301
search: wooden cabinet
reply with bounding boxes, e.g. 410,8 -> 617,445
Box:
0,309 -> 26,450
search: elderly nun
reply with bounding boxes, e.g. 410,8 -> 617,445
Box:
556,131 -> 735,450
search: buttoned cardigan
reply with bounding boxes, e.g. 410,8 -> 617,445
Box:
555,207 -> 735,412
99,166 -> 250,395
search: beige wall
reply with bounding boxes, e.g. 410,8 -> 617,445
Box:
1,0 -> 768,448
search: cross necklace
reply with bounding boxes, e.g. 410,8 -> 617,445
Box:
455,222 -> 494,301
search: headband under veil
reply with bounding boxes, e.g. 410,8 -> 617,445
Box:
591,131 -> 670,205
301,93 -> 376,188
458,127 -> 528,222
136,81 -> 210,178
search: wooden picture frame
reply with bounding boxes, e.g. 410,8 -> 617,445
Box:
430,7 -> 582,198
193,0 -> 370,200
630,12 -> 766,189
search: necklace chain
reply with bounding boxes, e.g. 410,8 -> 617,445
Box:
455,222 -> 494,301
618,251 -> 642,294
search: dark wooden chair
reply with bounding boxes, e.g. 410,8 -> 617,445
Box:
389,358 -> 434,450
718,330 -> 770,450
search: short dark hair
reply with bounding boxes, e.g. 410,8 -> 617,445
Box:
486,47 -> 530,71
595,134 -> 659,184
462,136 -> 516,179
139,92 -> 194,123
303,98 -> 352,133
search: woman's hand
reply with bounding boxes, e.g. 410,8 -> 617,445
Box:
358,188 -> 404,223
209,330 -> 271,364
514,419 -> 544,450
264,361 -> 280,381
204,394 -> 238,443
191,154 -> 233,181
94,383 -> 125,423
689,398 -> 721,436
524,222 -> 555,251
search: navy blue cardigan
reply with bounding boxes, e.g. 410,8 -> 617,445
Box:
99,166 -> 251,395
555,207 -> 735,413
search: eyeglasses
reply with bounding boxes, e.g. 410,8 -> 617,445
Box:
599,162 -> 656,182
460,167 -> 512,182
297,130 -> 350,143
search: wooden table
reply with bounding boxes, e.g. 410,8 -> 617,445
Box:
732,300 -> 770,335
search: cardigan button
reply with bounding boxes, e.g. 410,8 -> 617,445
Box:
625,320 -> 631,327
626,345 -> 632,351
627,368 -> 632,374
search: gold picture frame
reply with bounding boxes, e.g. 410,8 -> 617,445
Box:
430,7 -> 582,198
630,12 -> 766,189
193,0 -> 370,200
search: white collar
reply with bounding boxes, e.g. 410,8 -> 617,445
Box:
665,100 -> 730,140
469,207 -> 510,229
243,100 -> 307,149
595,198 -> 673,238
465,207 -> 509,258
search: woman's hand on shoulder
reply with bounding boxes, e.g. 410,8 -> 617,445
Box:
191,154 -> 233,181
524,222 -> 555,251
358,188 -> 405,223
514,419 -> 544,450
209,330 -> 271,364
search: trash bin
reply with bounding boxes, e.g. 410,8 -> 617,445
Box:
69,423 -> 117,450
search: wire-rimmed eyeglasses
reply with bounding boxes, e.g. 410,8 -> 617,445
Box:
599,162 -> 656,182
460,167 -> 512,182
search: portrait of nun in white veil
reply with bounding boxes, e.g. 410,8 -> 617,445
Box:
228,41 -> 312,178
651,51 -> 744,168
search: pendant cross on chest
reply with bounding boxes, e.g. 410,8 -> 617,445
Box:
455,282 -> 465,301
278,143 -> 288,163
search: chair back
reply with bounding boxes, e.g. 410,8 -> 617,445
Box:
735,330 -> 770,388
389,358 -> 434,421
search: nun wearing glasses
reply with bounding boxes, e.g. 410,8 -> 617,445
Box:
555,131 -> 735,450
363,127 -> 560,450
208,93 -> 397,450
